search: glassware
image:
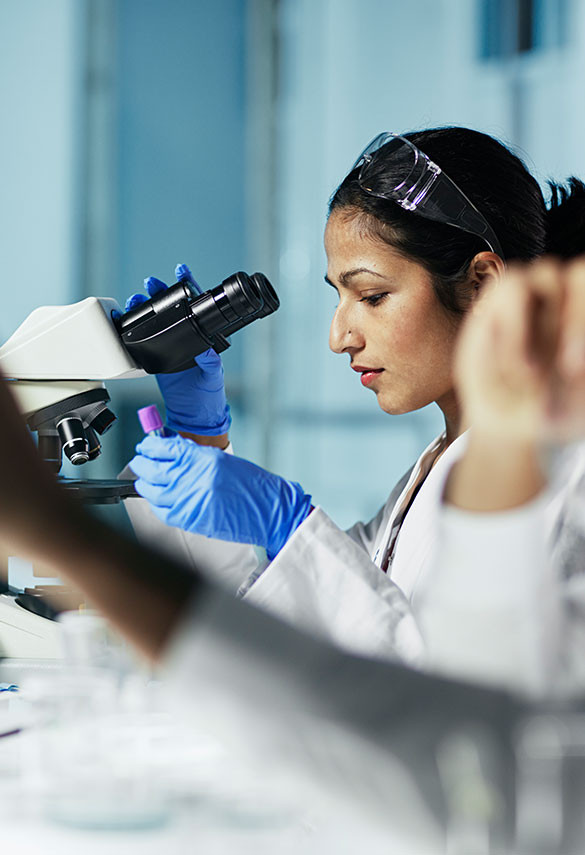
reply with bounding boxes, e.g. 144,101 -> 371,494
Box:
21,611 -> 172,830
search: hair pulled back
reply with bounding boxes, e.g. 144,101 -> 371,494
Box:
329,126 -> 585,315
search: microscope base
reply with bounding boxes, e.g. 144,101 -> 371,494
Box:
0,594 -> 63,659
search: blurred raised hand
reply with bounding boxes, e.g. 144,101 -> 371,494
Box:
455,257 -> 585,444
448,258 -> 585,511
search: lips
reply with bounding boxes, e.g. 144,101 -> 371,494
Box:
360,370 -> 383,387
351,365 -> 384,387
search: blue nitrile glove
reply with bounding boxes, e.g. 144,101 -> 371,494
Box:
125,263 -> 231,436
129,434 -> 312,560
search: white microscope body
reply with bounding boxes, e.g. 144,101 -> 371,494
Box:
0,297 -> 144,660
0,296 -> 143,422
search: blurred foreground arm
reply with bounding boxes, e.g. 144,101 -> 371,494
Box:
419,259 -> 585,695
0,376 -> 197,660
446,258 -> 585,511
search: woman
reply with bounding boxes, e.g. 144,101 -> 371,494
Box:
128,126 -> 585,668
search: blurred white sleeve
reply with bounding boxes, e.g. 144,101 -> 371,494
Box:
415,493 -> 558,698
161,583 -> 519,845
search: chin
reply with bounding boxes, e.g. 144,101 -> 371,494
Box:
376,396 -> 409,416
375,392 -> 427,417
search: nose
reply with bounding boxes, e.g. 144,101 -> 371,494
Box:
329,301 -> 363,354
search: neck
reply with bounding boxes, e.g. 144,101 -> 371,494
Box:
436,390 -> 463,445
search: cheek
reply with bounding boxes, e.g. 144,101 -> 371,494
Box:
374,303 -> 422,360
378,300 -> 458,368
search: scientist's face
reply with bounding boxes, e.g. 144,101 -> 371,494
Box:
325,209 -> 461,417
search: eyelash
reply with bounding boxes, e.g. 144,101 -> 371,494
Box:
360,293 -> 389,307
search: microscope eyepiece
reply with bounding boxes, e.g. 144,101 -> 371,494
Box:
251,273 -> 279,315
219,273 -> 279,337
114,270 -> 279,374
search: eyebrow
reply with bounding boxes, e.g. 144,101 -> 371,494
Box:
324,268 -> 388,289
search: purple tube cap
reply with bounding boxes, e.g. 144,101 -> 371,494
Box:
138,404 -> 164,434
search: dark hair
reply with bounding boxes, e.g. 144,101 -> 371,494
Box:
328,126 -> 585,315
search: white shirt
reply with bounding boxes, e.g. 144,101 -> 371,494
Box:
416,439 -> 585,699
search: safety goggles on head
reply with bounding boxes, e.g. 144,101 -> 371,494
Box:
351,132 -> 503,258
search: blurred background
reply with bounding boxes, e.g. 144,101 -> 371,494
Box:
0,0 -> 583,528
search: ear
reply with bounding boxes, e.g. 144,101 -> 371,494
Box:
468,252 -> 506,301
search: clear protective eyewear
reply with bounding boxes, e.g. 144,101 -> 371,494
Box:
351,132 -> 503,258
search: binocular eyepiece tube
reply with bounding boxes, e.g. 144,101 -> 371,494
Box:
114,271 -> 279,374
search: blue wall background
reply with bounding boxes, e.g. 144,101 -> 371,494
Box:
114,0 -> 247,304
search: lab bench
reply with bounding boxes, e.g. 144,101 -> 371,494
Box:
0,658 -> 421,855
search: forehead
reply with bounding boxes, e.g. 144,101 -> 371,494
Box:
324,209 -> 412,278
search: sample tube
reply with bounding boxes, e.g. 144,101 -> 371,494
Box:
137,404 -> 168,437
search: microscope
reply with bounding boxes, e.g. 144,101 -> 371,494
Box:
0,271 -> 279,660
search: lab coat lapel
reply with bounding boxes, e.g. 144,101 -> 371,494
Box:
372,433 -> 446,570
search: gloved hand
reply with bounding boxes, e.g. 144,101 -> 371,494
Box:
125,263 -> 231,436
130,434 -> 313,560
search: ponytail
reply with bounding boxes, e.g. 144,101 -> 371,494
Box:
545,177 -> 585,258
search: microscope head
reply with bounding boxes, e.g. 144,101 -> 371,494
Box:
0,297 -> 144,472
0,271 -> 279,475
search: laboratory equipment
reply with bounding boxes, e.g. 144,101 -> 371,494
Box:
0,270 -> 279,659
0,270 -> 278,485
0,593 -> 63,659
137,404 -> 168,437
133,264 -> 233,437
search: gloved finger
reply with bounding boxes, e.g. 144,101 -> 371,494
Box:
144,276 -> 168,298
135,434 -> 194,462
134,478 -> 175,508
194,348 -> 222,373
175,263 -> 202,295
128,454 -> 174,485
125,293 -> 149,312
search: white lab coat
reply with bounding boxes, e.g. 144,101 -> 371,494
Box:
125,434 -> 467,666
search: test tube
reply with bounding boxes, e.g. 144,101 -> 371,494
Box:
137,404 -> 167,437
